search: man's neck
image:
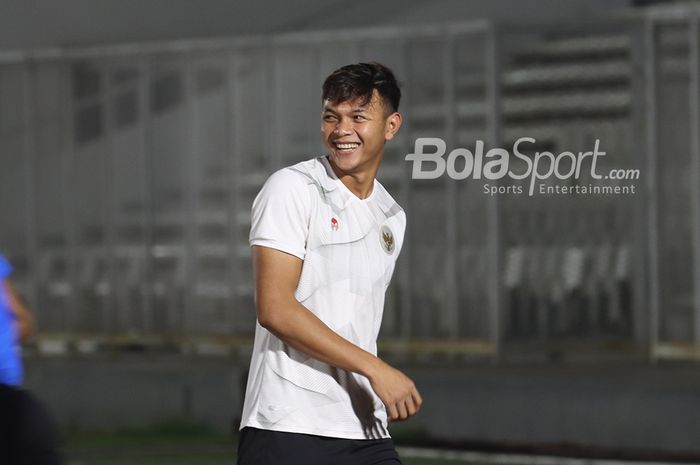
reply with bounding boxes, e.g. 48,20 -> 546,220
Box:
326,156 -> 381,200
339,172 -> 374,199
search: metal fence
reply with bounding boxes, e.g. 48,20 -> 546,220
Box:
1,9 -> 699,362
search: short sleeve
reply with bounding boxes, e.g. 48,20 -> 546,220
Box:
0,255 -> 12,279
249,169 -> 311,260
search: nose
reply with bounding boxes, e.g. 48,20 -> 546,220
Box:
333,117 -> 353,135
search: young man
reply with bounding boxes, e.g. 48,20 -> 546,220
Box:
0,254 -> 34,387
237,62 -> 421,465
0,254 -> 62,465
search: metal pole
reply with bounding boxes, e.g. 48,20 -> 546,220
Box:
267,44 -> 281,171
138,58 -> 155,333
101,62 -> 117,334
397,40 -> 414,344
443,35 -> 460,341
60,61 -> 78,333
644,18 -> 661,364
225,51 -> 239,334
485,24 -> 503,363
628,19 -> 651,351
21,63 -> 40,323
183,56 -> 199,336
688,15 -> 700,346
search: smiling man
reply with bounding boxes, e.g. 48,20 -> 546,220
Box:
237,62 -> 421,465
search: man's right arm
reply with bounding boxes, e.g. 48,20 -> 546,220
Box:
253,245 -> 422,421
3,280 -> 34,342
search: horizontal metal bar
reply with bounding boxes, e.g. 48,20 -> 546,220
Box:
0,20 -> 492,64
3,7 -> 700,66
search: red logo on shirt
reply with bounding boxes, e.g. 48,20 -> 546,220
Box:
331,217 -> 339,231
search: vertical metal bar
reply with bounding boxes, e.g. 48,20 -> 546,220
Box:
688,16 -> 700,346
485,24 -> 503,363
644,18 -> 661,364
225,51 -> 239,334
629,19 -> 651,350
183,56 -> 199,336
267,44 -> 281,171
312,47 -> 322,156
21,63 -> 39,323
101,62 -> 117,334
60,61 -> 78,333
398,39 -> 413,343
138,58 -> 155,333
443,35 -> 459,340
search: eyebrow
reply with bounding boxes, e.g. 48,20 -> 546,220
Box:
322,105 -> 368,114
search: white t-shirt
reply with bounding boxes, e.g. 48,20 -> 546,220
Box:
239,155 -> 406,440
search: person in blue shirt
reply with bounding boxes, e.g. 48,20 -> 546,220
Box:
0,254 -> 34,386
0,253 -> 61,465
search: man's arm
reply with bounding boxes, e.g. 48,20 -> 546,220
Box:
3,280 -> 34,342
253,245 -> 422,421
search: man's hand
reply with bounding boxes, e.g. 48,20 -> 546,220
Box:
367,361 -> 422,421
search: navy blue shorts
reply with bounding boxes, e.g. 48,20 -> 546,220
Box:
237,427 -> 402,465
0,384 -> 62,465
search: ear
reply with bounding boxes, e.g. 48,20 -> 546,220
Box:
384,112 -> 402,141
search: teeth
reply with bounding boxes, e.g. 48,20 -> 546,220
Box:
335,143 -> 359,150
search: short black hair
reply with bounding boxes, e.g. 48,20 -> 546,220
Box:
322,62 -> 401,115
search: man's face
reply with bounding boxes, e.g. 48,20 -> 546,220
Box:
321,90 -> 401,175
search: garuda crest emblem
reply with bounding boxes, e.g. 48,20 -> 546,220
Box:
380,225 -> 395,255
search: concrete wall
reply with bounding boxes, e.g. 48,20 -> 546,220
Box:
25,355 -> 244,433
24,355 -> 700,457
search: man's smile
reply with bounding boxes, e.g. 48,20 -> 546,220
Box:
332,141 -> 361,154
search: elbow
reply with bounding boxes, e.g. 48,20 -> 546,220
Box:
257,310 -> 276,331
258,312 -> 285,336
256,300 -> 296,339
256,301 -> 281,332
20,317 -> 35,341
15,309 -> 35,342
254,280 -> 297,333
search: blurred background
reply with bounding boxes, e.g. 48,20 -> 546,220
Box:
2,0 -> 700,463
